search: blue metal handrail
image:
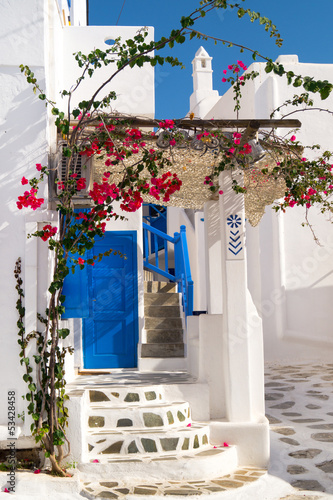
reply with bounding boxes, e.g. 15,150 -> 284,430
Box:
143,222 -> 193,319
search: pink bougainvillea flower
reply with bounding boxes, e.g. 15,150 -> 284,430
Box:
187,423 -> 191,427
290,135 -> 296,142
76,178 -> 86,191
219,190 -> 224,195
223,442 -> 229,447
36,163 -> 42,171
169,139 -> 176,146
21,176 -> 29,185
221,77 -> 227,83
223,69 -> 227,75
228,65 -> 233,70
34,469 -> 41,474
92,459 -> 99,463
239,76 -> 244,81
78,258 -> 85,265
40,225 -> 57,242
234,67 -> 240,73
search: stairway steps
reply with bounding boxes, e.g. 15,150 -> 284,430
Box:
145,317 -> 183,330
87,423 -> 210,458
88,386 -> 165,406
87,401 -> 190,430
144,305 -> 181,317
141,343 -> 184,358
80,446 -> 238,482
144,292 -> 180,306
146,329 -> 183,344
142,281 -> 185,360
144,281 -> 177,293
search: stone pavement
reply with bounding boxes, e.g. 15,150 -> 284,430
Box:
77,362 -> 333,499
264,362 -> 333,499
1,362 -> 332,499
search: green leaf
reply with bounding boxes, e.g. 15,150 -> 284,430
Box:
293,77 -> 302,88
58,328 -> 70,339
320,85 -> 332,100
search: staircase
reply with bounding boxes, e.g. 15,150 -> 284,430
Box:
141,281 -> 185,359
74,380 -> 238,482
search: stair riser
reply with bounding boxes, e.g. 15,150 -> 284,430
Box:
144,282 -> 177,293
87,426 -> 210,458
146,330 -> 183,344
144,305 -> 181,317
144,293 -> 180,306
87,402 -> 190,431
141,344 -> 185,358
145,317 -> 183,329
88,387 -> 165,406
79,446 -> 238,482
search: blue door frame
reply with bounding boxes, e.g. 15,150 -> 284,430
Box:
62,230 -> 138,369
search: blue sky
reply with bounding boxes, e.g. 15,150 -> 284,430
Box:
88,0 -> 333,119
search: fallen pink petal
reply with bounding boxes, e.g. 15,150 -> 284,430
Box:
34,469 -> 41,474
187,423 -> 191,427
93,459 -> 99,463
223,442 -> 229,447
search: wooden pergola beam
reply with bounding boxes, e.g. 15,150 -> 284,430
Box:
68,117 -> 302,130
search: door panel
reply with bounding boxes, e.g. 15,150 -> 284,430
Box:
62,230 -> 138,369
83,232 -> 138,369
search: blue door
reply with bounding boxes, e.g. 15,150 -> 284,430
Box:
63,231 -> 138,369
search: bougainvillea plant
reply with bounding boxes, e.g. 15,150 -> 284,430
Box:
15,0 -> 333,477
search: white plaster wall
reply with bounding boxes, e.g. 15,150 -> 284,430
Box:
167,207 -> 206,311
204,201 -> 223,314
70,0 -> 87,26
200,54 -> 333,362
0,0 -> 153,435
0,0 -> 50,428
60,26 -> 155,117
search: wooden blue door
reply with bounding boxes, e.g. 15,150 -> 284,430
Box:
62,231 -> 138,369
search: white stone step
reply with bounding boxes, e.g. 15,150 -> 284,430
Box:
141,342 -> 185,358
86,423 -> 210,458
87,401 -> 191,430
79,445 -> 238,482
88,386 -> 166,406
144,292 -> 180,306
144,281 -> 178,293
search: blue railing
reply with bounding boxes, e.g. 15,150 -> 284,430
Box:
143,204 -> 167,253
143,222 -> 193,319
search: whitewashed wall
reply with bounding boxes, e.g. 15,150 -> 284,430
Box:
0,0 -> 153,439
203,54 -> 333,362
0,0 -> 51,435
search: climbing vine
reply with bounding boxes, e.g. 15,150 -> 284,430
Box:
15,0 -> 333,476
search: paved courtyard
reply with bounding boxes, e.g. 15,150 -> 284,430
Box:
1,362 -> 332,499
263,361 -> 333,500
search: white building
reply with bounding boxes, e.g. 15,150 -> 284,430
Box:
0,0 -> 332,491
